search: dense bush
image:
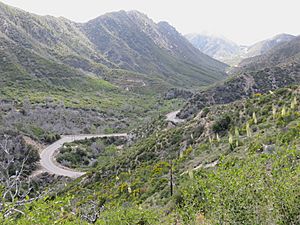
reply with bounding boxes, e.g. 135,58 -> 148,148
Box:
43,133 -> 61,143
177,147 -> 300,224
212,114 -> 232,133
56,136 -> 127,168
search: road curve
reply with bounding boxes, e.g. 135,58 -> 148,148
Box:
166,110 -> 185,123
40,134 -> 128,178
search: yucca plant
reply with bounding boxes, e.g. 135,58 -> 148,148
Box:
228,132 -> 234,150
128,185 -> 132,194
281,105 -> 286,117
272,104 -> 277,119
179,150 -> 184,158
252,112 -> 257,124
235,127 -> 239,146
291,96 -> 297,109
246,122 -> 252,137
239,110 -> 243,117
208,135 -> 213,144
228,132 -> 233,145
235,127 -> 239,137
188,168 -> 194,179
216,133 -> 220,143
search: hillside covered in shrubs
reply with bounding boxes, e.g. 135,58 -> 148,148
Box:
2,86 -> 300,224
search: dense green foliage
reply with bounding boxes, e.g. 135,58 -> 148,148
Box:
212,114 -> 232,133
178,147 -> 300,224
57,137 -> 127,169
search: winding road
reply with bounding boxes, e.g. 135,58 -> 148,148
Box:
40,134 -> 127,178
40,110 -> 184,178
166,110 -> 185,123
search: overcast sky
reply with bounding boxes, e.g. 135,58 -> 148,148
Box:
2,0 -> 299,45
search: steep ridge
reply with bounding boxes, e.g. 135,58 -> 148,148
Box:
245,33 -> 296,58
238,35 -> 300,70
0,2 -> 113,74
81,10 -> 228,87
0,2 -> 227,91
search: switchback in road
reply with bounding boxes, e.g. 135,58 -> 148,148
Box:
40,134 -> 128,178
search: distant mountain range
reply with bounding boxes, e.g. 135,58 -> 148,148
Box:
0,2 -> 227,93
179,35 -> 300,119
237,35 -> 300,70
185,33 -> 240,64
186,33 -> 296,66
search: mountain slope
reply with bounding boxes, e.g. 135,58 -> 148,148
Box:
0,2 -> 179,136
0,2 -> 227,91
0,1 -> 114,74
245,33 -> 296,58
81,11 -> 228,87
0,1 -> 231,137
238,35 -> 300,70
178,36 -> 300,119
8,85 -> 300,224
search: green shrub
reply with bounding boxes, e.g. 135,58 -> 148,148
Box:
212,114 -> 232,134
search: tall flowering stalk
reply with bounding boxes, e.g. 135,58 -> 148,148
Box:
291,96 -> 297,110
246,122 -> 251,137
228,132 -> 234,150
209,135 -> 213,144
281,105 -> 286,117
272,105 -> 277,119
235,127 -> 239,146
253,112 -> 257,124
228,132 -> 233,145
188,169 -> 194,179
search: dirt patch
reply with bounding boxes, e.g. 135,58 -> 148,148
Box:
23,136 -> 46,153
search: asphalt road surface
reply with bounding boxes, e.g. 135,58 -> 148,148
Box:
40,134 -> 127,178
165,110 -> 185,123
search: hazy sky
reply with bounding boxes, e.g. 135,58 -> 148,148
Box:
2,0 -> 300,45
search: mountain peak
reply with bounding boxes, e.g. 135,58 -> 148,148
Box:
127,10 -> 148,17
271,33 -> 295,40
89,10 -> 151,23
70,8 -> 228,87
